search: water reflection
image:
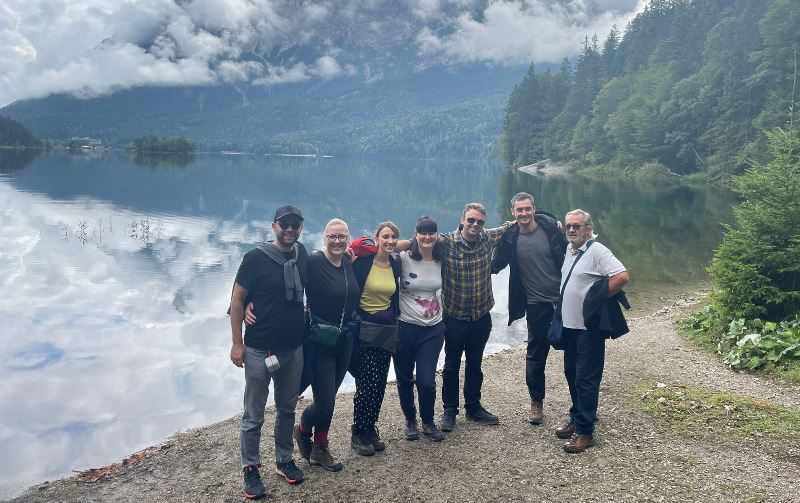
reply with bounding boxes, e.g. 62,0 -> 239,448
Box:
0,151 -> 732,498
126,151 -> 196,169
0,148 -> 41,173
497,170 -> 735,311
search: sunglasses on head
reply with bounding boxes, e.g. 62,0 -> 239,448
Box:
277,221 -> 302,230
466,217 -> 485,226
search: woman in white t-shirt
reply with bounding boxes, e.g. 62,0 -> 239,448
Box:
394,216 -> 446,442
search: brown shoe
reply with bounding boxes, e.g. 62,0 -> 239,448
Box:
528,400 -> 543,425
555,422 -> 575,439
563,434 -> 594,453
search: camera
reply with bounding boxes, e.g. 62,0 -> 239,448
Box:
265,354 -> 280,373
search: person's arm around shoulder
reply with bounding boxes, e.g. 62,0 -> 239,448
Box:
230,282 -> 249,367
486,220 -> 515,246
491,224 -> 514,274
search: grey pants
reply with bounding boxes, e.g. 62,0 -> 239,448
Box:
240,345 -> 303,468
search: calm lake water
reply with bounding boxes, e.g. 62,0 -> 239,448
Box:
0,150 -> 734,498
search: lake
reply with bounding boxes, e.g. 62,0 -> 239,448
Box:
0,150 -> 734,498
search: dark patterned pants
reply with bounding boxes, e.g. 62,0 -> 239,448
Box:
352,346 -> 392,433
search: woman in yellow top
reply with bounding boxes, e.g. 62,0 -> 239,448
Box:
348,221 -> 401,457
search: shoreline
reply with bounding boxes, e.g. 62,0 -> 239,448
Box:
13,296 -> 800,502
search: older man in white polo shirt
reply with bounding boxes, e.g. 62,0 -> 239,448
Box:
555,209 -> 629,453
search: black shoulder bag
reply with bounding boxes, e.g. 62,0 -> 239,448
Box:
547,240 -> 593,350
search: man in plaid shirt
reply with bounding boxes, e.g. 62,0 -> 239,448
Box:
436,202 -> 511,432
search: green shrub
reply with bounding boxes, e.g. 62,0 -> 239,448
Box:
683,303 -> 800,373
707,127 -> 800,320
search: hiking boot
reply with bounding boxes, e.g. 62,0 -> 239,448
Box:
563,434 -> 594,453
466,406 -> 499,425
421,422 -> 445,442
294,424 -> 312,461
275,460 -> 304,484
351,428 -> 375,456
309,442 -> 343,472
555,422 -> 576,439
243,464 -> 266,500
528,400 -> 543,425
405,420 -> 420,441
365,426 -> 386,451
440,410 -> 457,432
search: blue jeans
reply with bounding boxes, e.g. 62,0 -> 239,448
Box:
441,313 -> 492,415
240,345 -> 303,468
393,320 -> 445,423
562,328 -> 605,435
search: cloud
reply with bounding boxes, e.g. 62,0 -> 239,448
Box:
417,0 -> 646,66
0,0 -> 643,107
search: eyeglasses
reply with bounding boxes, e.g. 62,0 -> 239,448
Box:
466,217 -> 486,226
565,223 -> 585,230
325,234 -> 349,242
277,221 -> 302,230
417,232 -> 437,238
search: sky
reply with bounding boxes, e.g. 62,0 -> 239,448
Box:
0,0 -> 644,109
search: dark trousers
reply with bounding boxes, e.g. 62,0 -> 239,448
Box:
393,320 -> 446,424
525,302 -> 555,402
563,327 -> 605,435
352,346 -> 392,433
301,334 -> 353,434
441,313 -> 492,415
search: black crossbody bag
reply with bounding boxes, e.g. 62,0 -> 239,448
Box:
547,240 -> 593,350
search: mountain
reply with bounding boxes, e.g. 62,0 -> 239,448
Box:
500,0 -> 800,179
2,0 -> 562,158
0,116 -> 42,148
2,65 -> 525,158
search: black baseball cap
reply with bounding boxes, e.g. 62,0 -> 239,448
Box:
273,204 -> 304,222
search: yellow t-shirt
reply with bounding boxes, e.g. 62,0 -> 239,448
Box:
359,264 -> 396,313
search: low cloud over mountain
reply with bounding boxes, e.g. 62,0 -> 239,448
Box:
0,0 -> 642,107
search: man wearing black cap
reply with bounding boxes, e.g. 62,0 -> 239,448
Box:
229,204 -> 308,499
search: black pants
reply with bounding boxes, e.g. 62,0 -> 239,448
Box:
525,302 -> 555,402
563,327 -> 605,435
441,313 -> 492,415
301,334 -> 353,433
352,346 -> 392,433
394,320 -> 446,424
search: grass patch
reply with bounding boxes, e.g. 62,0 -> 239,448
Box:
637,382 -> 800,440
774,366 -> 800,385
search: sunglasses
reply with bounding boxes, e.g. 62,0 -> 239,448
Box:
277,221 -> 302,230
565,223 -> 584,230
466,217 -> 486,226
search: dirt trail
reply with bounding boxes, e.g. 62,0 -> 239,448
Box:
14,302 -> 800,503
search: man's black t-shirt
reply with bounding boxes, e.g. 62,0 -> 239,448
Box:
234,242 -> 308,351
306,252 -> 361,325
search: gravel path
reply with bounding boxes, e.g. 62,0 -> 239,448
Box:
13,301 -> 800,503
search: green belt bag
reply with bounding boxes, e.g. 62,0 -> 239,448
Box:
308,263 -> 348,347
310,319 -> 341,346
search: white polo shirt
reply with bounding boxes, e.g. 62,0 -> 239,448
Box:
560,240 -> 626,330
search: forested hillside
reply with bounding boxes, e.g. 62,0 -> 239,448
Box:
0,116 -> 41,147
2,65 -> 521,159
501,0 -> 800,179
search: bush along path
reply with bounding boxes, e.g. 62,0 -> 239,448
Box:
15,299 -> 800,503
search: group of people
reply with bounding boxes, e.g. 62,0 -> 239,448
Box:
228,195 -> 629,500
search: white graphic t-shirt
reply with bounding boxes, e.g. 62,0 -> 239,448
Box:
397,251 -> 443,326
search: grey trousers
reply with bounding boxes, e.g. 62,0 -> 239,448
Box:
240,345 -> 303,468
